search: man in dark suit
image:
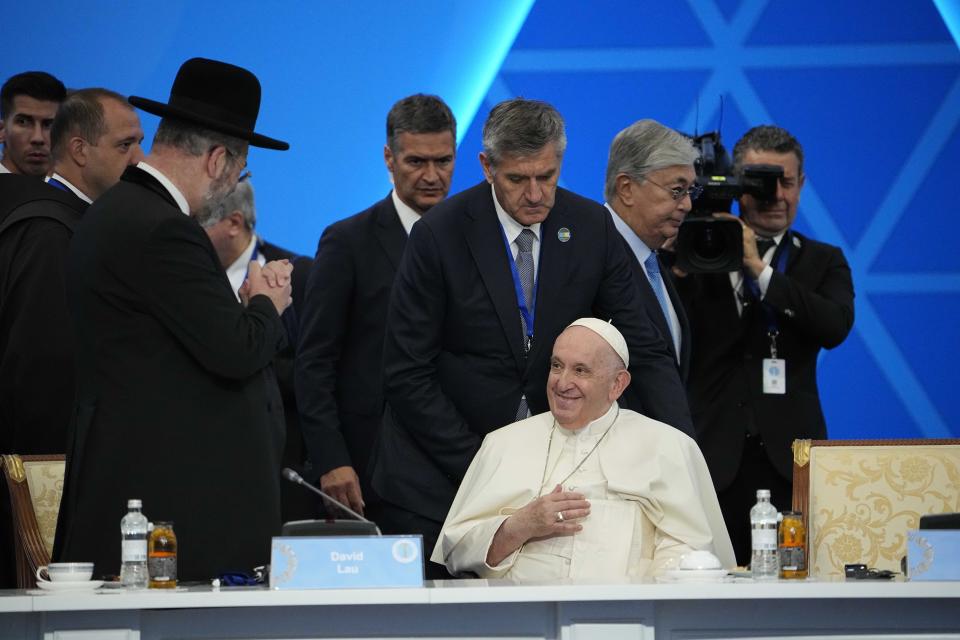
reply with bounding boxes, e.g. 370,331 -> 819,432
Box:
0,71 -> 66,177
676,125 -> 855,564
604,119 -> 698,383
1,88 -> 144,457
374,99 -> 692,576
54,58 -> 293,581
296,94 -> 456,519
0,87 -> 143,587
201,176 -> 314,522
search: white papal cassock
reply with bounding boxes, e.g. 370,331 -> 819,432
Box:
431,403 -> 736,579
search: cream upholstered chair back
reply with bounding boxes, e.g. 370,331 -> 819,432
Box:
1,454 -> 66,588
792,439 -> 960,578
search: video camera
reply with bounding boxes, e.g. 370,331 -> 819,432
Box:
672,131 -> 783,273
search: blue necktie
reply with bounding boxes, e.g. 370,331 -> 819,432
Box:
514,229 -> 536,421
644,252 -> 674,343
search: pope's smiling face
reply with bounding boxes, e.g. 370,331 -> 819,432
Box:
547,326 -> 630,430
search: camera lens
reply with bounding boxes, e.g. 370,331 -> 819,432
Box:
693,227 -> 728,261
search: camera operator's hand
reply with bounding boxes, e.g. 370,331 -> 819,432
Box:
712,213 -> 765,278
660,236 -> 688,278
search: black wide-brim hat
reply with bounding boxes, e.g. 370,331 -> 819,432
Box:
129,57 -> 289,151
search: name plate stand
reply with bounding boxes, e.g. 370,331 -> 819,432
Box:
269,535 -> 424,589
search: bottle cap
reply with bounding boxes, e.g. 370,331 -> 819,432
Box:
127,499 -> 142,509
756,489 -> 771,498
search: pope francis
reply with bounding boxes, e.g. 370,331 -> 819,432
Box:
431,318 -> 735,580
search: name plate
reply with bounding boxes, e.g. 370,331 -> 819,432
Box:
907,529 -> 960,581
269,535 -> 423,589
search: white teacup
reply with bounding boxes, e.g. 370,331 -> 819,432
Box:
36,562 -> 95,583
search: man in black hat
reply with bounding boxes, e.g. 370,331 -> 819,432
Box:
54,58 -> 292,582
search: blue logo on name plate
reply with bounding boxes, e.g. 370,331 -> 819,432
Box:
270,535 -> 424,589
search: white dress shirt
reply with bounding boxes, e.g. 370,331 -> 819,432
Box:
47,173 -> 92,204
225,234 -> 266,301
606,204 -> 681,363
0,162 -> 10,174
137,161 -> 190,215
729,230 -> 785,316
390,189 -> 421,236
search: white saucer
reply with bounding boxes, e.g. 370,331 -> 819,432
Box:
658,568 -> 731,583
35,579 -> 104,592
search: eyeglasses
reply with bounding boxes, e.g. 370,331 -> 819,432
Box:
644,177 -> 703,202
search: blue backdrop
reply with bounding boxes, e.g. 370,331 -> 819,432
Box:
4,0 -> 958,440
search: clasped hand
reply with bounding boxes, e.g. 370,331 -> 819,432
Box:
239,259 -> 293,314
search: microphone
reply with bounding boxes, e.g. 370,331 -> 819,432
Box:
281,467 -> 381,535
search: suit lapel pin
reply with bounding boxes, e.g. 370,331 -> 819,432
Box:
557,227 -> 571,243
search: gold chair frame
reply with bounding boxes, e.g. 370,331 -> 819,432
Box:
792,438 -> 960,576
1,454 -> 66,589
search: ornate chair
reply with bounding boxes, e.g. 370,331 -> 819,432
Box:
791,439 -> 960,577
1,454 -> 66,588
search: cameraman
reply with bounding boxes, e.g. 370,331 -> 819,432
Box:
675,125 -> 855,564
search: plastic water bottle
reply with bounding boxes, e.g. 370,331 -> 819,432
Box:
750,489 -> 780,580
120,499 -> 148,589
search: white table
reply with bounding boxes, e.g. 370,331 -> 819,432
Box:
1,578 -> 958,640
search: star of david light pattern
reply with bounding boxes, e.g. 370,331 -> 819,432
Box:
453,0 -> 960,438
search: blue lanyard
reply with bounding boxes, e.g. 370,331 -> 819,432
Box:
499,224 -> 540,344
243,242 -> 260,282
47,177 -> 70,192
744,231 -> 791,336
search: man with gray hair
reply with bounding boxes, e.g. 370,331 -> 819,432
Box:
201,177 -> 299,299
375,98 -> 692,577
201,176 -> 314,523
55,58 -> 293,581
604,119 -> 699,381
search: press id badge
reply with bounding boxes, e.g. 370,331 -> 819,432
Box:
763,358 -> 786,394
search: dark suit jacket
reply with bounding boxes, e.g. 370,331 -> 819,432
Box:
296,194 -> 404,489
676,231 -> 854,489
54,166 -> 288,581
622,240 -> 692,383
0,174 -> 87,456
374,182 -> 693,523
258,238 -> 316,521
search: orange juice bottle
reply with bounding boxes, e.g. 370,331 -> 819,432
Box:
148,521 -> 177,588
778,511 -> 807,579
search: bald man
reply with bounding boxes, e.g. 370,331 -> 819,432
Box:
432,318 -> 733,580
